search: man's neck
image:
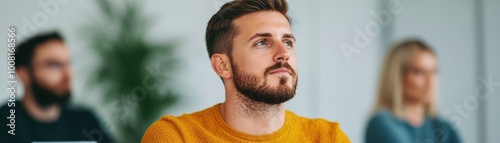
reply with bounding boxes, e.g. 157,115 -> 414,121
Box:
22,92 -> 61,123
220,90 -> 286,135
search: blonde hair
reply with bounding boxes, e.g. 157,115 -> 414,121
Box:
373,39 -> 437,118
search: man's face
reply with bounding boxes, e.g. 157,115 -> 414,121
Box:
29,39 -> 72,107
230,11 -> 298,104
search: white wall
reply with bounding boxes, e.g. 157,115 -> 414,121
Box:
484,0 -> 500,143
0,0 -> 498,142
313,1 -> 380,143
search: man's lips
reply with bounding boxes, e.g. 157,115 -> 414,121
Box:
269,68 -> 291,75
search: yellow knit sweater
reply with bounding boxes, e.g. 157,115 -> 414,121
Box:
142,104 -> 351,143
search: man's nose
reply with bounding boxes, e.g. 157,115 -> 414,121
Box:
273,42 -> 291,63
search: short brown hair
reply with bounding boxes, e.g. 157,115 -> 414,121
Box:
205,0 -> 291,58
15,32 -> 64,68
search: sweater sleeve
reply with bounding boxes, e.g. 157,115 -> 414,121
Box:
141,117 -> 184,143
333,126 -> 351,143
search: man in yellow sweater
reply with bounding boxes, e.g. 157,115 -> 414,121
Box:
142,0 -> 351,142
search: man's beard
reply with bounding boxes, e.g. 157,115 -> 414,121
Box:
232,61 -> 298,105
29,71 -> 71,107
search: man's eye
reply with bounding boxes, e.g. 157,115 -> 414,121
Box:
48,62 -> 63,69
284,41 -> 293,47
255,40 -> 269,46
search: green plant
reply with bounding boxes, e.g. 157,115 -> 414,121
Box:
82,0 -> 179,142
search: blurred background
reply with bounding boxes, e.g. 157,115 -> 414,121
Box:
1,0 -> 499,143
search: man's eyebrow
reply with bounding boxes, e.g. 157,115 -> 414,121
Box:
283,33 -> 296,41
247,33 -> 272,43
247,33 -> 296,43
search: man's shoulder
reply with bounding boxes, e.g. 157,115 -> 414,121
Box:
285,110 -> 340,128
0,101 -> 19,120
158,104 -> 217,125
0,101 -> 16,112
0,102 -> 10,113
0,101 -> 14,125
141,104 -> 218,142
285,111 -> 350,142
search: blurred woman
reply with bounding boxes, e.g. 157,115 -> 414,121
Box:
364,39 -> 461,143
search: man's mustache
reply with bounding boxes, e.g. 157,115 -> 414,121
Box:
265,62 -> 296,76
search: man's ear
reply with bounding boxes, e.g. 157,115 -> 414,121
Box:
210,53 -> 232,79
16,66 -> 30,86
